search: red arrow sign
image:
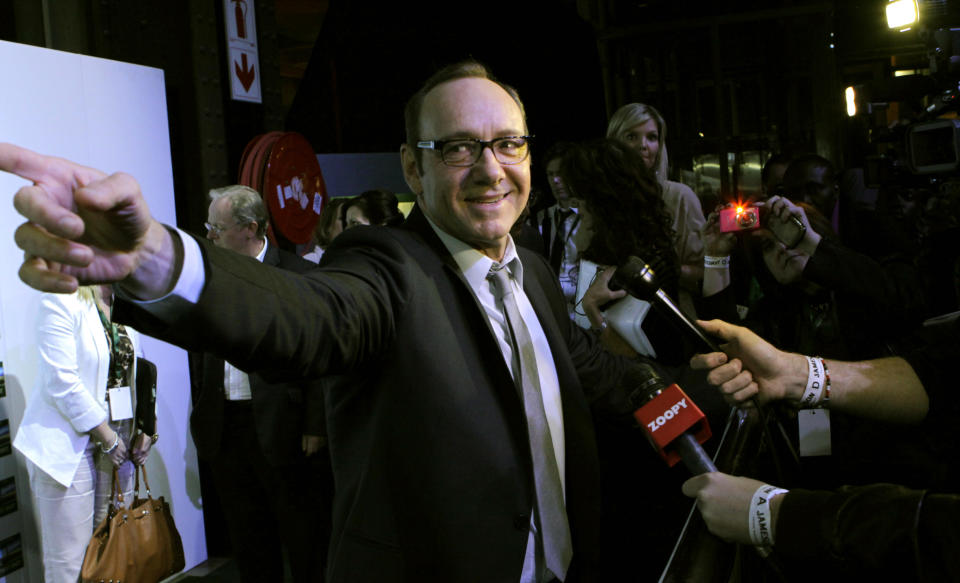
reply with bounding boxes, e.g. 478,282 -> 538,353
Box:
235,53 -> 256,92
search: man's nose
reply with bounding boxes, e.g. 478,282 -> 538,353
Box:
472,145 -> 505,182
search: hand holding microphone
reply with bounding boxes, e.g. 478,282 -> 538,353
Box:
610,256 -> 796,409
689,319 -> 809,408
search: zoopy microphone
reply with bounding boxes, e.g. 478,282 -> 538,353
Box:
629,364 -> 716,474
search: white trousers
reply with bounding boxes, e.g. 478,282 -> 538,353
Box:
29,427 -> 133,583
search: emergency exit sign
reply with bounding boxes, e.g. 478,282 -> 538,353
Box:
224,0 -> 262,103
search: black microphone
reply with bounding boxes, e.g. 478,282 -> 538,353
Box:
629,363 -> 717,475
614,257 -> 787,470
610,256 -> 722,353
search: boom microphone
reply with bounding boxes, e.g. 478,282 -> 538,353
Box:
629,363 -> 716,474
610,256 -> 721,353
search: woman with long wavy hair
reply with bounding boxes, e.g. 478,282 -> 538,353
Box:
560,138 -> 687,365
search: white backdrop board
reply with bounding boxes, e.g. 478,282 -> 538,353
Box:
0,40 -> 205,580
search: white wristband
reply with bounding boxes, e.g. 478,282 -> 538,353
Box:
748,484 -> 789,547
800,355 -> 826,408
704,255 -> 730,269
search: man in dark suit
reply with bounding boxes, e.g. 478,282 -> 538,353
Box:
191,185 -> 327,583
531,141 -> 581,316
8,61 -> 665,582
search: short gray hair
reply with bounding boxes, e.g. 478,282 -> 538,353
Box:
209,184 -> 268,238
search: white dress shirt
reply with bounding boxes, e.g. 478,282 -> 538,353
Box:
223,237 -> 267,400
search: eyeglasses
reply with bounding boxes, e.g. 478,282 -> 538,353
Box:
204,221 -> 235,235
416,136 -> 533,167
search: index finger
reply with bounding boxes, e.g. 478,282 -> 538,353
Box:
0,143 -> 48,182
689,350 -> 728,370
0,143 -> 103,186
695,319 -> 739,343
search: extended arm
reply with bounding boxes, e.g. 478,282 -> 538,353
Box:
682,472 -> 960,581
690,318 -> 928,424
768,195 -> 926,327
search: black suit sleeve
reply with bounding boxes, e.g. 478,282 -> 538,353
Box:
115,228 -> 411,381
777,485 -> 960,581
803,236 -> 927,331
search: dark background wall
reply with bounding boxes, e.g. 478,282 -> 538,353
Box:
1,0 -> 946,236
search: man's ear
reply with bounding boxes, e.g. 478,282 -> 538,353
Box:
400,144 -> 423,199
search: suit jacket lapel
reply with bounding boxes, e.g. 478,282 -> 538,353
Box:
263,241 -> 279,267
402,205 -> 523,399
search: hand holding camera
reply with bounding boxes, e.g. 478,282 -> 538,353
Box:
765,196 -> 819,253
702,209 -> 738,257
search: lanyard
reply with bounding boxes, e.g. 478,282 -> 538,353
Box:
95,303 -> 127,389
95,304 -> 120,355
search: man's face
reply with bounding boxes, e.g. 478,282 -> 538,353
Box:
761,236 -> 809,285
206,197 -> 254,255
545,157 -> 574,209
783,163 -> 835,216
401,77 -> 530,260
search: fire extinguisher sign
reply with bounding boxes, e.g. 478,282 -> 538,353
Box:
224,0 -> 262,103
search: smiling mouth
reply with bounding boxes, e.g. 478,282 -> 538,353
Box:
466,193 -> 509,205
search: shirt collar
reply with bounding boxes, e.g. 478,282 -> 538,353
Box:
425,216 -> 524,293
254,237 -> 268,262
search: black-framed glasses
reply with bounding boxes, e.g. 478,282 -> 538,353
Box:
416,136 -> 533,167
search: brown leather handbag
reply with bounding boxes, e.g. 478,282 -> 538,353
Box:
80,465 -> 185,583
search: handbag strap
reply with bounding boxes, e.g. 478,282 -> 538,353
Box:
109,466 -> 125,515
134,464 -> 153,499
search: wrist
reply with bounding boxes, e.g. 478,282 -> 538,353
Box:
798,355 -> 830,408
796,229 -> 821,257
784,352 -> 809,403
100,432 -> 120,454
748,484 -> 789,547
704,255 -> 730,269
769,488 -> 787,540
120,221 -> 181,300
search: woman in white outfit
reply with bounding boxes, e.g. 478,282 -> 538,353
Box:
14,285 -> 153,583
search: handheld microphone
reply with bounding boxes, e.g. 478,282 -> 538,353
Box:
630,364 -> 716,474
610,256 -> 721,353
614,257 -> 790,476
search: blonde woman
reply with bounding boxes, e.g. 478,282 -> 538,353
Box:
14,285 -> 153,583
607,103 -> 706,317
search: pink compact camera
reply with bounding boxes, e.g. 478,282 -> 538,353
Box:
718,204 -> 762,233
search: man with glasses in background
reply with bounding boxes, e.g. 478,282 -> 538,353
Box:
6,60 -> 659,582
194,184 -> 328,583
